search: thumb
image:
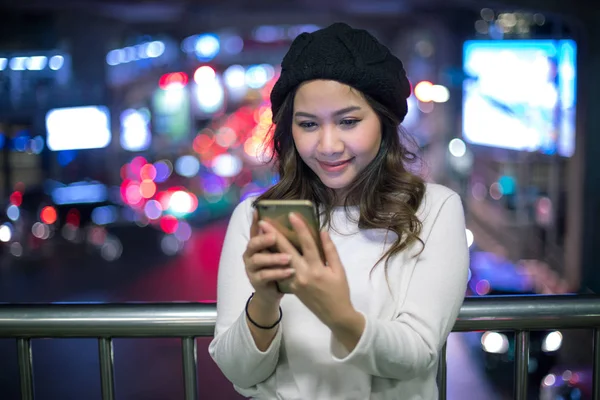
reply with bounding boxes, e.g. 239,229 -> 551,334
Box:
320,231 -> 343,272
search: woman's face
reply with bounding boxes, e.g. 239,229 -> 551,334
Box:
291,80 -> 382,196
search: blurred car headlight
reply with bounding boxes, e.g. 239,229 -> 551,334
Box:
0,223 -> 13,242
542,331 -> 562,352
481,331 -> 509,354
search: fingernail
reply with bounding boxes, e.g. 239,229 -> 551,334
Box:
285,268 -> 295,275
281,254 -> 292,262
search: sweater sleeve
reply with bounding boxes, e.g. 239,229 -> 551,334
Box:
332,193 -> 469,380
208,198 -> 283,390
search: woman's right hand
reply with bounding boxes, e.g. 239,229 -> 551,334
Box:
243,210 -> 295,303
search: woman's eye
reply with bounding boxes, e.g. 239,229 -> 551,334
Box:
340,119 -> 360,127
299,121 -> 317,129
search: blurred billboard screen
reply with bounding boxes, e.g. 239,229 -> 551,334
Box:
462,39 -> 576,157
45,106 -> 112,151
152,85 -> 191,144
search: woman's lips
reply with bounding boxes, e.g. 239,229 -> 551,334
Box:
317,158 -> 354,172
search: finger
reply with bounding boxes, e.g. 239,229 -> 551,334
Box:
250,210 -> 259,238
259,220 -> 300,258
265,217 -> 295,238
254,267 -> 296,284
247,252 -> 292,272
321,231 -> 343,272
289,212 -> 321,264
246,233 -> 277,255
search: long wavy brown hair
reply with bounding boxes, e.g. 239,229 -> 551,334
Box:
254,86 -> 426,272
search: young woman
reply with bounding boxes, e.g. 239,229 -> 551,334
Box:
209,22 -> 469,399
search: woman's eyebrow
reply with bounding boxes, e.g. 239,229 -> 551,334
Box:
293,106 -> 362,118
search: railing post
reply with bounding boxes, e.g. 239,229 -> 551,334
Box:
182,337 -> 199,400
593,328 -> 600,400
437,341 -> 447,400
98,337 -> 116,400
514,331 -> 529,400
17,338 -> 35,400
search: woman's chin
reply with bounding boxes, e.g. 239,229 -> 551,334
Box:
318,176 -> 353,191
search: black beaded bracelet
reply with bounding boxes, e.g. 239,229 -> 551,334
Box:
245,293 -> 283,330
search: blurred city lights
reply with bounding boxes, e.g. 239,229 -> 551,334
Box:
32,222 -> 51,240
481,331 -> 509,354
124,183 -> 143,205
169,191 -> 197,214
140,163 -> 157,181
46,106 -> 112,151
101,237 -> 123,261
49,55 -> 65,70
91,206 -> 118,225
449,138 -> 467,158
223,65 -> 246,88
51,183 -> 108,205
195,34 -> 220,61
175,155 -> 201,178
106,40 -> 165,66
466,229 -> 474,247
193,132 -> 216,154
159,72 -> 188,90
489,182 -> 503,200
161,234 -> 182,255
542,331 -> 562,352
154,160 -> 173,182
414,81 -> 433,102
120,108 -> 151,152
193,73 -> 225,114
9,191 -> 22,207
0,224 -> 12,242
194,66 -> 217,83
160,215 -> 179,234
66,209 -> 81,227
26,56 -> 47,71
215,127 -> 238,148
6,205 -> 19,221
222,35 -> 244,54
144,200 -> 163,220
414,81 -> 450,103
212,153 -> 243,178
10,242 -> 22,257
140,180 -> 157,198
40,206 -> 57,225
174,221 -> 192,242
245,65 -> 274,89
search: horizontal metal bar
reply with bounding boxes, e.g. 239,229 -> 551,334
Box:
1,295 -> 600,338
454,294 -> 600,331
0,303 -> 217,337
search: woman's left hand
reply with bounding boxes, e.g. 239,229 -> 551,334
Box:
258,213 -> 356,328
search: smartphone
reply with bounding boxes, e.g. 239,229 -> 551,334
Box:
255,200 -> 325,293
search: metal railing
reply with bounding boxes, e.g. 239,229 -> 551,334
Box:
1,294 -> 600,400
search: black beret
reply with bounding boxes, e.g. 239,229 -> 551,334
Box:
270,22 -> 412,123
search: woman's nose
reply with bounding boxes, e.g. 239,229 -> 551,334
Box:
316,126 -> 344,156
